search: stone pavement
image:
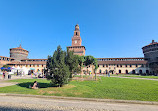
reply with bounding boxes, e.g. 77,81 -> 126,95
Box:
111,76 -> 158,81
0,95 -> 158,111
0,75 -> 33,87
0,82 -> 17,87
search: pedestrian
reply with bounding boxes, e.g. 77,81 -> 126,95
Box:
3,71 -> 5,80
8,73 -> 11,79
106,70 -> 108,77
108,71 -> 110,77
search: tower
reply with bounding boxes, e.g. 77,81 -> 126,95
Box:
10,44 -> 29,61
72,24 -> 82,46
67,24 -> 86,56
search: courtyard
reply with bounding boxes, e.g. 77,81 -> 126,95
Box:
0,75 -> 158,102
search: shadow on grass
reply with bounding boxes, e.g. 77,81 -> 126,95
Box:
17,82 -> 57,88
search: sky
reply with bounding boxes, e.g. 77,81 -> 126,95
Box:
0,0 -> 158,59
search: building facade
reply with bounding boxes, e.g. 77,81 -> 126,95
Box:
0,56 -> 14,67
0,24 -> 156,75
83,57 -> 149,74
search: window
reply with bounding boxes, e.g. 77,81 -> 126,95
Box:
136,64 -> 138,67
120,65 -> 122,67
76,32 -> 77,35
98,65 -> 99,67
146,70 -> 149,74
132,70 -> 135,74
130,65 -> 132,67
103,64 -> 104,67
126,70 -> 128,74
139,70 -> 142,74
30,65 -> 31,67
99,69 -> 102,74
119,70 -> 121,73
125,65 -> 127,67
106,64 -> 108,67
141,64 -> 144,67
117,65 -> 119,67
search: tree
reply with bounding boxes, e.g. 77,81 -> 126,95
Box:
84,56 -> 98,80
46,46 -> 70,87
3,65 -> 9,68
76,55 -> 85,77
1,65 -> 9,71
65,49 -> 80,78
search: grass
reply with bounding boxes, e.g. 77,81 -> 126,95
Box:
0,77 -> 158,101
111,74 -> 158,79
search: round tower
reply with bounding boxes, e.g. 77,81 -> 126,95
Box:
10,45 -> 29,61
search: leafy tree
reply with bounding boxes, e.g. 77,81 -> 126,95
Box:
46,45 -> 99,85
65,49 -> 80,78
3,65 -> 9,68
76,55 -> 85,76
84,56 -> 98,79
1,65 -> 9,71
84,56 -> 98,70
46,46 -> 70,87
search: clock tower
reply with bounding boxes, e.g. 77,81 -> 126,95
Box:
67,24 -> 86,56
72,24 -> 82,46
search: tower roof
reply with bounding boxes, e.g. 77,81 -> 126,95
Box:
10,44 -> 29,52
75,24 -> 80,31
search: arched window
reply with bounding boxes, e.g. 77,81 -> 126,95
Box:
132,70 -> 135,74
119,70 -> 121,73
146,70 -> 149,74
99,69 -> 102,74
139,69 -> 142,74
126,70 -> 128,74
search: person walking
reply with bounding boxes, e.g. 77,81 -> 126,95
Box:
108,71 -> 110,77
8,73 -> 11,79
3,71 -> 5,80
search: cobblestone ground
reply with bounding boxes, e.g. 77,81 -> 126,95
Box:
0,96 -> 158,111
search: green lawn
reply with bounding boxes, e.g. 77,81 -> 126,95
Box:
0,77 -> 158,102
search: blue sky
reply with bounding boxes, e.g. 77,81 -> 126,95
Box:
0,0 -> 158,59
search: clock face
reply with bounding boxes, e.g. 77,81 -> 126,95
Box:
75,40 -> 77,44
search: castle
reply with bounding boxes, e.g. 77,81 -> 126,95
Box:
0,24 -> 157,75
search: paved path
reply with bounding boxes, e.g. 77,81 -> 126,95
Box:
0,95 -> 158,111
0,82 -> 17,87
111,76 -> 158,81
0,75 -> 34,87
